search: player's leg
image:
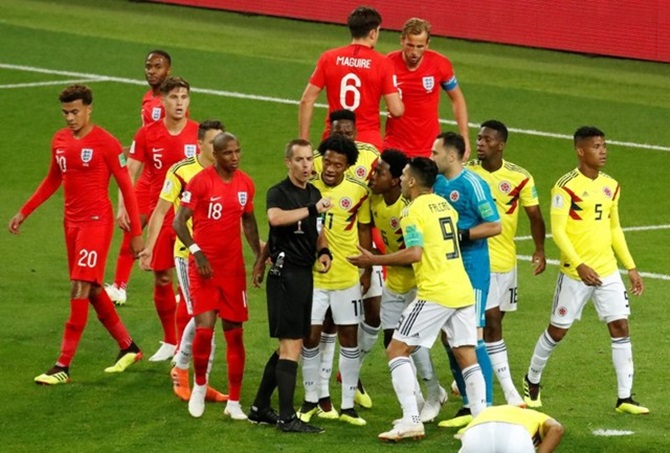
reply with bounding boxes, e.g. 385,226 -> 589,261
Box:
356,265 -> 383,408
106,207 -> 147,305
299,288 -> 328,421
171,255 -> 193,400
317,311 -> 337,413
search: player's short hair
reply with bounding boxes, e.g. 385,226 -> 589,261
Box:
59,84 -> 93,105
329,109 -> 356,124
481,119 -> 508,142
381,149 -> 409,179
573,126 -> 605,147
146,49 -> 172,66
285,138 -> 312,159
401,18 -> 431,40
198,119 -> 225,140
407,157 -> 438,188
318,135 -> 359,166
213,132 -> 238,152
436,131 -> 466,159
160,76 -> 190,95
347,6 -> 382,39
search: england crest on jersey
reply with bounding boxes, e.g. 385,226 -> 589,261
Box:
81,148 -> 93,163
184,144 -> 197,158
422,76 -> 435,92
238,191 -> 248,207
152,107 -> 162,121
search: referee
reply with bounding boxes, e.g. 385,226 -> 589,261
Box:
248,138 -> 332,433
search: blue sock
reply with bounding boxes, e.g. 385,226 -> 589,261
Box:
446,346 -> 468,405
476,339 -> 494,406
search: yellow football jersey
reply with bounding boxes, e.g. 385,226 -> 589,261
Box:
400,193 -> 474,308
462,405 -> 550,446
160,156 -> 205,259
370,193 -> 414,294
467,159 -> 539,272
551,168 -> 635,280
312,175 -> 371,290
313,141 -> 380,184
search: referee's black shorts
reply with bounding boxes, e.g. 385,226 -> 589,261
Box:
266,264 -> 313,339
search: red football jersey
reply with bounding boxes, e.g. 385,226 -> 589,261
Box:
310,44 -> 398,148
20,126 -> 141,235
181,166 -> 255,276
129,119 -> 199,211
383,50 -> 456,157
141,89 -> 165,126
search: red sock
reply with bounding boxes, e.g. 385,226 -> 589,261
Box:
113,232 -> 136,289
154,283 -> 177,345
57,298 -> 89,367
192,327 -> 214,386
90,290 -> 132,349
224,327 -> 245,401
175,286 -> 190,344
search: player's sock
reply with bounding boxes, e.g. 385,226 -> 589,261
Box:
476,339 -> 494,406
153,283 -> 177,345
357,321 -> 380,363
389,356 -> 420,422
411,346 -> 440,402
192,327 -> 213,386
206,333 -> 216,380
57,298 -> 89,367
446,346 -> 468,405
317,332 -> 336,399
339,346 -> 360,409
611,337 -> 634,399
527,329 -> 558,384
224,327 -> 245,402
174,318 -> 195,370
90,290 -> 132,349
462,363 -> 486,417
486,339 -> 517,397
175,287 -> 190,342
113,232 -> 135,289
301,346 -> 320,403
276,358 -> 299,420
253,351 -> 279,409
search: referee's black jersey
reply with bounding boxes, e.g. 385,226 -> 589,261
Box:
266,177 -> 322,267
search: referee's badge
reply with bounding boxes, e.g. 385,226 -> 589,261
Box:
81,148 -> 93,163
238,191 -> 248,206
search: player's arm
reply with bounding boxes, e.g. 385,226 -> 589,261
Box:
525,204 -> 547,275
298,83 -> 322,140
445,85 -> 471,160
462,220 -> 501,242
537,418 -> 564,453
138,198 -> 172,270
252,241 -> 270,287
267,197 -> 331,226
348,243 -> 421,267
9,155 -> 62,234
316,227 -> 332,274
384,92 -> 404,118
110,151 -> 144,255
358,221 -> 374,294
116,156 -> 144,230
174,204 -> 212,279
242,210 -> 263,268
609,188 -> 643,295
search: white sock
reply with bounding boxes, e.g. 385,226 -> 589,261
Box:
411,346 -> 441,401
527,329 -> 558,384
301,346 -> 320,403
389,356 -> 420,423
486,339 -> 517,396
409,355 -> 424,410
174,317 -> 196,369
463,364 -> 486,417
339,346 -> 360,409
358,321 -> 380,363
611,337 -> 633,399
317,332 -> 336,399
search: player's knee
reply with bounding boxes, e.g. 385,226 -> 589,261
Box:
154,271 -> 172,286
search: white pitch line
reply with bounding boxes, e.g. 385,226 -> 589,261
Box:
2,62 -> 669,153
515,223 -> 670,242
0,78 -> 104,89
517,255 -> 670,281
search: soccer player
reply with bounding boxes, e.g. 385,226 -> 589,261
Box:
348,157 -> 486,442
248,139 -> 332,433
432,132 -> 500,427
297,135 -> 371,427
121,76 -> 200,362
138,120 -> 227,403
173,132 -> 262,420
458,405 -> 564,453
384,18 -> 471,159
8,84 -> 144,384
523,127 -> 648,415
299,5 -> 403,149
467,120 -> 546,406
106,49 -> 173,305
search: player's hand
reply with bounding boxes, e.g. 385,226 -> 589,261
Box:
628,268 -> 644,296
346,244 -> 375,268
129,236 -> 144,257
116,206 -> 131,231
8,212 -> 25,234
252,258 -> 266,287
316,197 -> 332,214
576,263 -> 601,286
317,253 -> 331,273
137,248 -> 153,271
194,251 -> 213,279
531,250 -> 546,275
359,269 -> 371,296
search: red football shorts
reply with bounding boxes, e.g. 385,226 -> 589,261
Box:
65,220 -> 113,284
151,224 -> 176,271
189,269 -> 248,322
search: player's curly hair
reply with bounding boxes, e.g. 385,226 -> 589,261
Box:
329,109 -> 356,124
59,84 -> 93,105
481,119 -> 508,142
318,135 -> 359,166
146,49 -> 172,66
381,149 -> 409,179
573,126 -> 605,146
